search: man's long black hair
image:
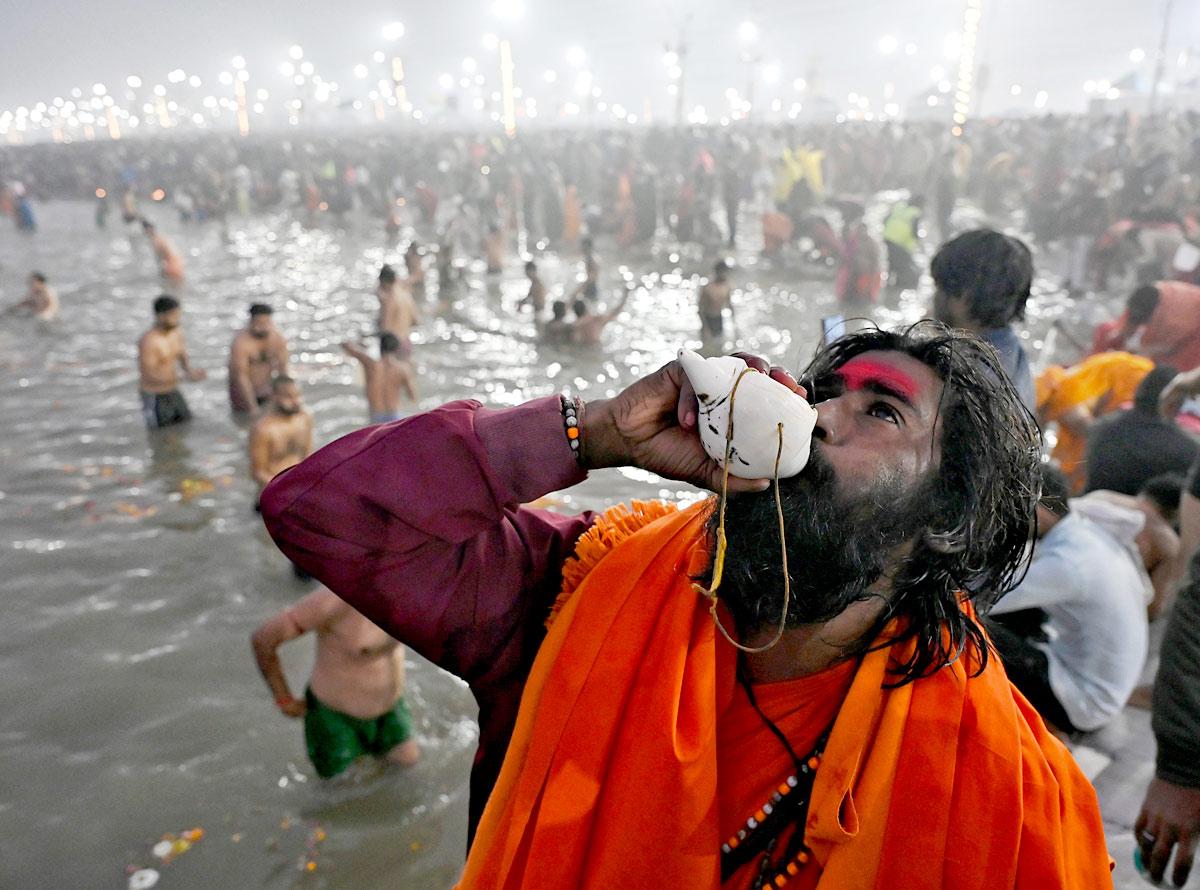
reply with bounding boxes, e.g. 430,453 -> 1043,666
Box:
796,321 -> 1042,684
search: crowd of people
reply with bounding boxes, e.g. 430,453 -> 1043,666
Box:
5,108 -> 1200,888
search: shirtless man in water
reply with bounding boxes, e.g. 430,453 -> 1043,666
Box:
376,264 -> 419,359
142,219 -> 185,288
6,271 -> 59,320
228,304 -> 290,417
251,585 -> 420,779
248,376 -> 313,494
571,285 -> 631,345
137,295 -> 206,428
342,333 -> 418,424
698,259 -> 734,341
404,242 -> 426,301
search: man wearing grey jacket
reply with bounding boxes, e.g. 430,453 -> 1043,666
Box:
1135,547 -> 1200,887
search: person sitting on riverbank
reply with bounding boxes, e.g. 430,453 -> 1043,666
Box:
986,463 -> 1148,735
137,295 -> 206,429
342,334 -> 418,425
261,323 -> 1111,887
931,228 -> 1036,411
251,585 -> 420,779
1093,281 -> 1200,372
1084,365 -> 1199,496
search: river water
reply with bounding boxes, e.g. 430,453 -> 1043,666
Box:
0,199 -> 1087,888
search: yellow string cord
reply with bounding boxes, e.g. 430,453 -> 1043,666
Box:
693,368 -> 791,654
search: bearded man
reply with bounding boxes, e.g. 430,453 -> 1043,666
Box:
261,322 -> 1113,888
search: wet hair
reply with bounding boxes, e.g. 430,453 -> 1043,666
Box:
799,321 -> 1041,684
1140,473 -> 1185,525
380,332 -> 401,354
30,271 -> 46,283
378,264 -> 397,285
573,299 -> 589,317
1127,284 -> 1162,326
1037,462 -> 1072,518
930,229 -> 1033,328
551,300 -> 567,320
271,374 -> 297,391
1133,364 -> 1178,414
153,295 -> 180,315
249,303 -> 273,317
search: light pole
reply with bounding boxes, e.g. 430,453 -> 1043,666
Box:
381,22 -> 408,116
1149,0 -> 1175,113
231,56 -> 250,136
489,0 -> 524,137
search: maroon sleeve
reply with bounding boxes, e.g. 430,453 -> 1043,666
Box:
259,395 -> 594,690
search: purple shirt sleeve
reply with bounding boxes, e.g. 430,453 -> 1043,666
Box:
259,395 -> 594,690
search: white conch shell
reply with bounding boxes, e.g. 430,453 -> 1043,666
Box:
678,348 -> 817,479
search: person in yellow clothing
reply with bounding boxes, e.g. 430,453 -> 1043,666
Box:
1036,351 -> 1154,491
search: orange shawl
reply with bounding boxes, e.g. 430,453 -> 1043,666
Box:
459,500 -> 1113,889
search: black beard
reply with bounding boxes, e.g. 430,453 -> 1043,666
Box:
705,445 -> 935,637
276,405 -> 301,416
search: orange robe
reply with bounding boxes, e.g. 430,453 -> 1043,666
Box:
460,500 -> 1113,889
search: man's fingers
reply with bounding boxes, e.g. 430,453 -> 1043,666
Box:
732,351 -> 770,374
1171,832 -> 1196,888
1148,826 -> 1177,883
769,365 -> 807,399
678,372 -> 698,430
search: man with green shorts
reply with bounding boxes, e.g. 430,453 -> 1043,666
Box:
251,585 -> 420,778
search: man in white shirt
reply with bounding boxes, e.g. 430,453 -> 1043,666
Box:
987,463 -> 1149,733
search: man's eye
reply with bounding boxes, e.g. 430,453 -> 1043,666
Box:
868,402 -> 901,424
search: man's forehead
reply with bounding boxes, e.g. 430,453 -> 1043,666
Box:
835,351 -> 943,408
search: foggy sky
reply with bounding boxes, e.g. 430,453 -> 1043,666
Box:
3,0 -> 1197,120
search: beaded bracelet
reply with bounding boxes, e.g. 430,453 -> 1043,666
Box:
560,395 -> 584,466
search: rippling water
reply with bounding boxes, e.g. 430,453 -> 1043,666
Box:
0,199 -> 1085,888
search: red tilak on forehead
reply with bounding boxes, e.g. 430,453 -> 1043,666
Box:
836,357 -> 919,401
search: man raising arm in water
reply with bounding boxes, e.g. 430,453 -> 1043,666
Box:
251,585 -> 420,779
342,334 -> 418,424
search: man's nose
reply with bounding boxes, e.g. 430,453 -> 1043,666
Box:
813,399 -> 846,444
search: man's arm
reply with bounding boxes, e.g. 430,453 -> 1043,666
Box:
178,337 -> 206,382
400,365 -> 419,403
341,340 -> 370,364
1138,568 -> 1200,886
259,398 -> 595,689
231,340 -> 258,414
249,423 -> 275,487
250,587 -> 347,717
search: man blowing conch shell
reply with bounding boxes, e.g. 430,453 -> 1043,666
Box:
262,321 -> 1113,889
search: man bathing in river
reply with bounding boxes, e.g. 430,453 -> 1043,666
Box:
228,303 -> 290,417
137,295 -> 206,429
342,333 -> 418,424
249,376 -> 313,496
251,585 -> 420,779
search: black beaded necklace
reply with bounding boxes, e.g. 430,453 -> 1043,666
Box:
721,666 -> 833,889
